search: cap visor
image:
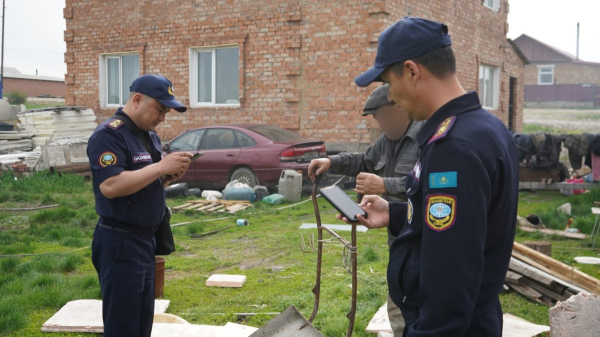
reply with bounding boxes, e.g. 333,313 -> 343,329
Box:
362,110 -> 376,117
355,66 -> 386,87
156,98 -> 187,113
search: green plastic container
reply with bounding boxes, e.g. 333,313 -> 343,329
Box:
263,194 -> 285,205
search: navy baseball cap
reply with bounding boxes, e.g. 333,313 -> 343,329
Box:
355,17 -> 452,87
130,74 -> 187,112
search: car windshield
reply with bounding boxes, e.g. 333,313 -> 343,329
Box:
249,125 -> 303,142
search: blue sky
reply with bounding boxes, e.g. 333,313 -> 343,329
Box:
1,0 -> 599,79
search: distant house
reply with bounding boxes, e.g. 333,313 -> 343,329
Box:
1,67 -> 66,99
65,0 -> 526,150
513,34 -> 600,108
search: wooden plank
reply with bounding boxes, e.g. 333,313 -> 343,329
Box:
172,203 -> 194,211
507,283 -> 545,305
185,203 -> 209,210
520,278 -> 570,303
205,205 -> 225,212
518,226 -> 588,240
510,252 -> 590,294
505,270 -> 523,284
509,257 -> 555,287
513,242 -> 600,294
196,203 -> 218,211
523,241 -> 552,257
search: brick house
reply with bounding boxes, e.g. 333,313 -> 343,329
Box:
513,34 -> 600,108
64,0 -> 525,151
2,67 -> 66,98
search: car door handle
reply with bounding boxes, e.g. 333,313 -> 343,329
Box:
226,154 -> 234,157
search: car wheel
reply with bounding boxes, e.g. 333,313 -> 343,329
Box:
230,167 -> 257,188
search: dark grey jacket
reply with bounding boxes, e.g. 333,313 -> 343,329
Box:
328,121 -> 424,203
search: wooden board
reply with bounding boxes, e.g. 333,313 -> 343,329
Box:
502,313 -> 550,337
512,252 -> 592,295
173,199 -> 253,214
513,242 -> 600,294
206,274 -> 246,288
518,226 -> 588,240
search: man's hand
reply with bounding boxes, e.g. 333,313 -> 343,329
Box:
308,158 -> 332,182
159,152 -> 193,178
336,195 -> 389,229
355,172 -> 386,195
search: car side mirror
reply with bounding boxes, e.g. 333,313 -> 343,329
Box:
162,143 -> 170,152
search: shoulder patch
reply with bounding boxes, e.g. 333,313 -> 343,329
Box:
425,194 -> 457,232
105,119 -> 124,130
428,116 -> 456,144
99,152 -> 117,167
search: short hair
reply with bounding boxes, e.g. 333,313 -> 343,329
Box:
390,46 -> 456,79
128,91 -> 149,101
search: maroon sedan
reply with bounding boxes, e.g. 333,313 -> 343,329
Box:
162,124 -> 326,189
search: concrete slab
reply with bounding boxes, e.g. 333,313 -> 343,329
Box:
41,299 -> 170,333
206,274 -> 247,288
299,223 -> 369,232
550,293 -> 600,337
364,306 -> 550,336
502,313 -> 550,337
223,322 -> 259,335
151,323 -> 226,337
365,304 -> 392,334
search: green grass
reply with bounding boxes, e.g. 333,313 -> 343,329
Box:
522,123 -> 584,134
1,173 -> 600,335
24,102 -> 64,110
575,112 -> 600,121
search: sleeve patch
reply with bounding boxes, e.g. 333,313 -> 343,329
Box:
426,194 -> 456,232
428,116 -> 456,144
105,119 -> 124,130
99,152 -> 117,167
429,172 -> 458,189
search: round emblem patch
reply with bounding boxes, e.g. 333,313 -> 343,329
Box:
429,203 -> 451,218
99,152 -> 117,167
407,198 -> 413,224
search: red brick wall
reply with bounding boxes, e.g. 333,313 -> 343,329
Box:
524,62 -> 600,87
65,0 -> 524,149
3,78 -> 66,98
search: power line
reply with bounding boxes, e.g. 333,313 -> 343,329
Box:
5,19 -> 62,34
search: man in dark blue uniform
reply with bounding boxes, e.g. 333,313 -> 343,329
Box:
340,18 -> 519,336
87,74 -> 192,337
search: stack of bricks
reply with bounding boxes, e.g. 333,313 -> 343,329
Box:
64,0 -> 525,151
10,162 -> 31,176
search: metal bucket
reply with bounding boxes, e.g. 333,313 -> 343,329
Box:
249,306 -> 323,337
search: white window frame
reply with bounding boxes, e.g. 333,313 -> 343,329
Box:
484,0 -> 500,11
479,64 -> 500,110
189,44 -> 240,108
537,65 -> 555,85
98,52 -> 140,108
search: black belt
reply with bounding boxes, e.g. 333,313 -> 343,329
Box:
98,217 -> 156,237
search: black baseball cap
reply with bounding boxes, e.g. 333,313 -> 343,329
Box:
130,74 -> 187,113
355,17 -> 452,87
362,84 -> 394,116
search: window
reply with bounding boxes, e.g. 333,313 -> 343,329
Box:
200,129 -> 237,150
190,46 -> 240,106
478,65 -> 500,110
169,130 -> 206,152
235,131 -> 257,148
249,125 -> 303,142
484,0 -> 500,11
538,66 -> 554,85
101,53 -> 140,107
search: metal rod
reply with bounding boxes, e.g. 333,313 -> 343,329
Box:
346,223 -> 357,337
1,0 -> 5,97
309,175 -> 323,323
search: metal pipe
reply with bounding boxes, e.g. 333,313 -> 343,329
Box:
1,0 -> 5,97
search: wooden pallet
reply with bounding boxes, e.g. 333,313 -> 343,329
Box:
173,199 -> 252,214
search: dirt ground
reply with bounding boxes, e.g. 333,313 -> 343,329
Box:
524,108 -> 600,133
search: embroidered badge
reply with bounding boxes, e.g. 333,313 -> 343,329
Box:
407,198 -> 414,224
428,116 -> 456,144
99,152 -> 117,167
105,119 -> 124,130
412,161 -> 422,182
168,86 -> 174,96
132,152 -> 152,164
425,194 -> 457,232
429,172 -> 458,189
